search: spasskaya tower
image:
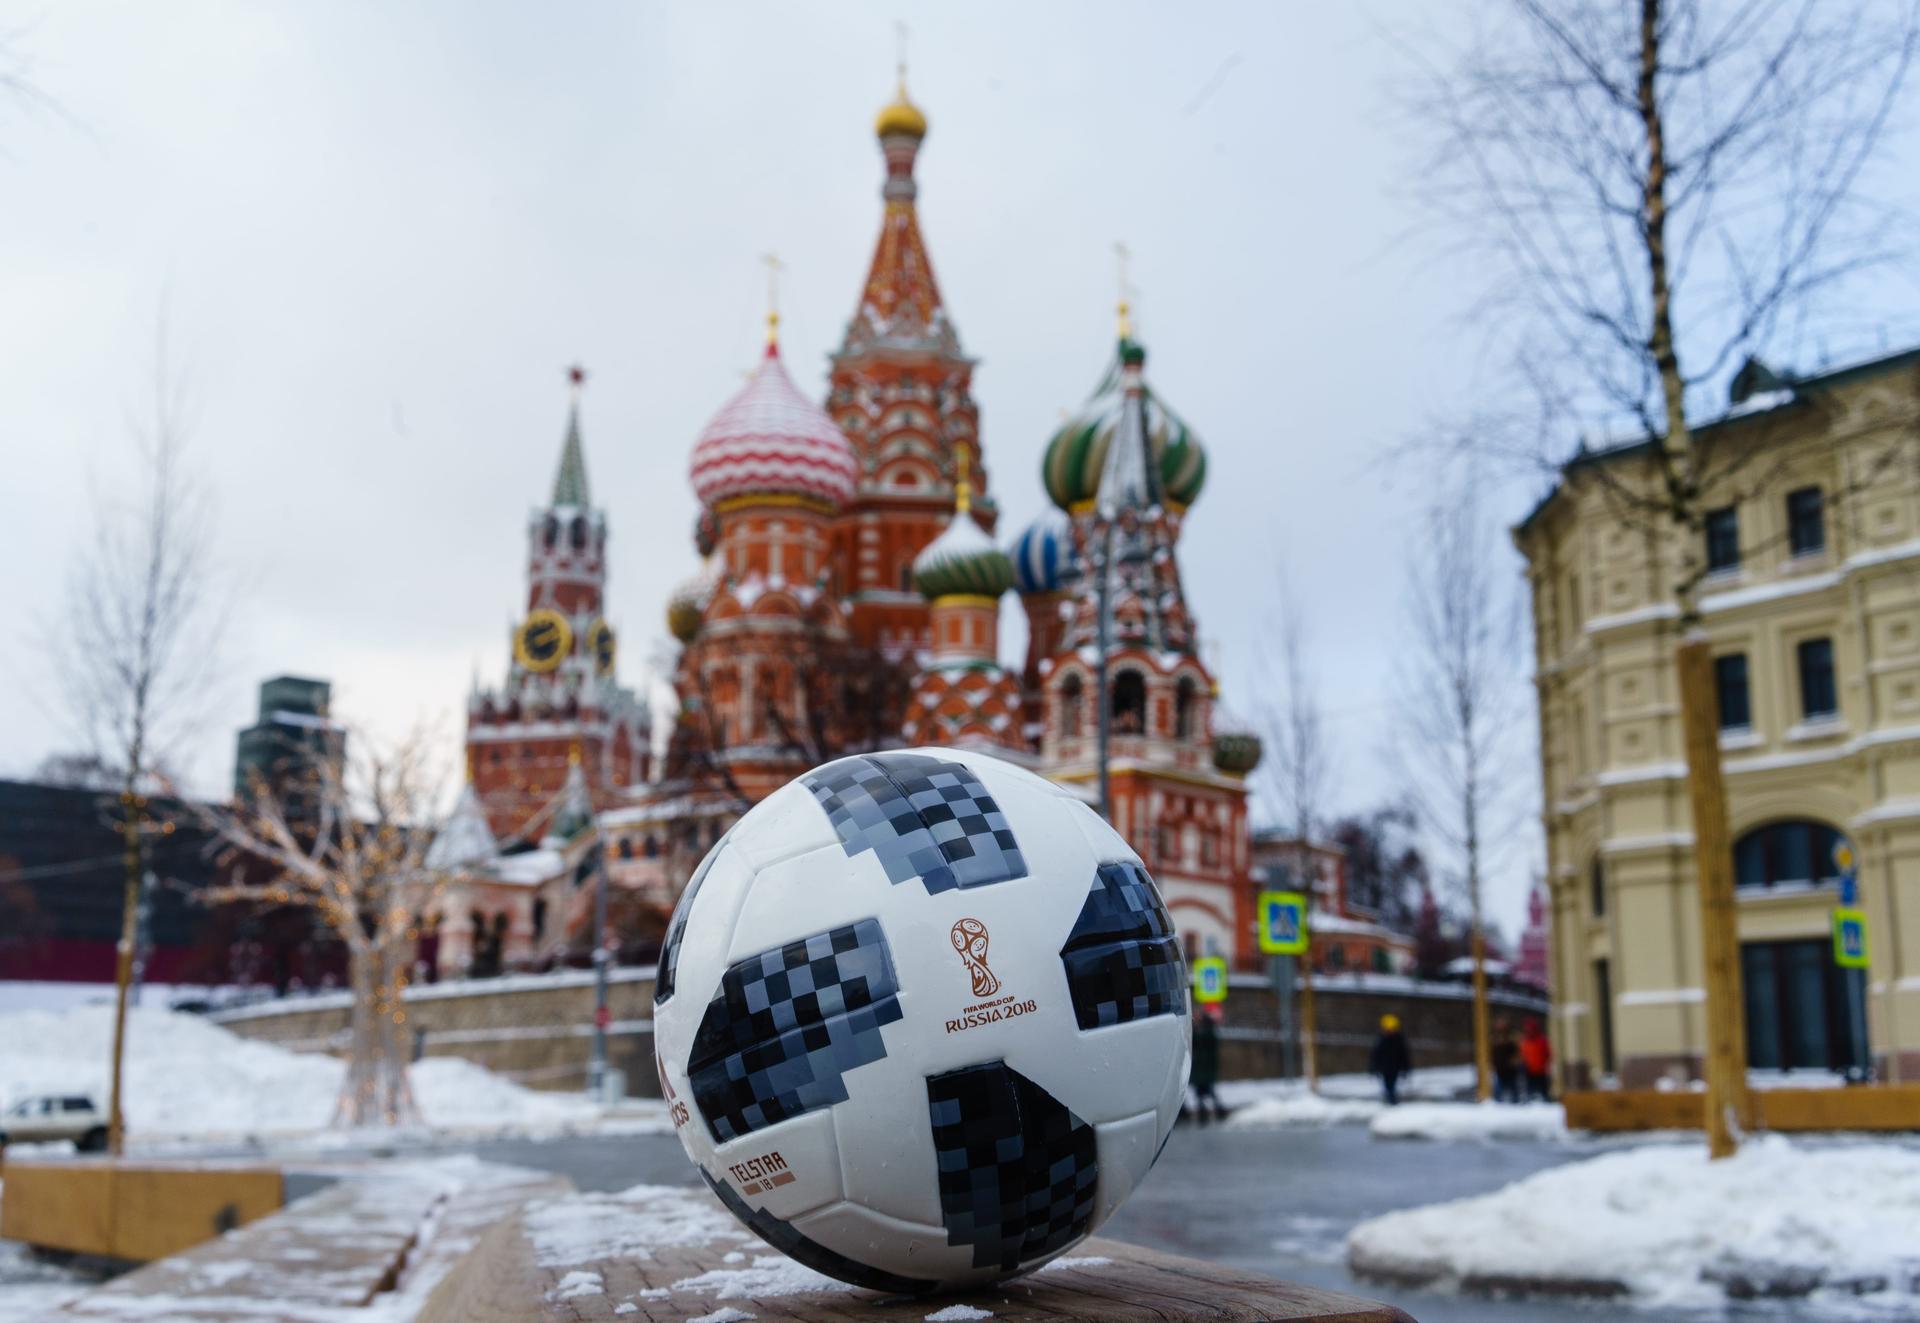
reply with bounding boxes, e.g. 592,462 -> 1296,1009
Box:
467,369 -> 649,840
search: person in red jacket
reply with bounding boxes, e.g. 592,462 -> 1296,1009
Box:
1519,1019 -> 1553,1101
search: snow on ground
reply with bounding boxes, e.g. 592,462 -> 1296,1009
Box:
0,1198 -> 97,1321
1224,1091 -> 1384,1128
1369,1101 -> 1569,1142
0,1004 -> 658,1144
1347,1134 -> 1920,1311
1217,1065 -> 1475,1111
1219,1067 -> 1581,1136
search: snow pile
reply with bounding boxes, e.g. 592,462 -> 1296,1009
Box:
926,1307 -> 994,1321
0,1004 -> 598,1140
1347,1135 -> 1920,1308
1369,1101 -> 1568,1142
1218,1067 -> 1483,1129
1225,1092 -> 1382,1129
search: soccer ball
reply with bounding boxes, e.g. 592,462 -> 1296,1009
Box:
652,747 -> 1190,1293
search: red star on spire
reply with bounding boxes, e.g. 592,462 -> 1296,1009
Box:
567,364 -> 587,389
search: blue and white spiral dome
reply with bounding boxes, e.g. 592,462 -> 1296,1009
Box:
1009,509 -> 1072,596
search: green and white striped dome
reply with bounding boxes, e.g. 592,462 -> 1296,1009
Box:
1043,339 -> 1207,512
913,510 -> 1015,601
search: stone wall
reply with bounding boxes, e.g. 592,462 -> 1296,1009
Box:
1215,973 -> 1551,1081
212,968 -> 661,1096
212,966 -> 1548,1094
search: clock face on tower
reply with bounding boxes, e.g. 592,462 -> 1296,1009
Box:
514,608 -> 572,673
587,619 -> 616,676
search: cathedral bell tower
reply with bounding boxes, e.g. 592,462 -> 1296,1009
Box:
826,72 -> 993,680
467,369 -> 648,840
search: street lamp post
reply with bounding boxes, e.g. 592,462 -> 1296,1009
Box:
587,834 -> 611,1101
1095,518 -> 1114,821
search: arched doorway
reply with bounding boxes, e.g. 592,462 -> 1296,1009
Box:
1732,820 -> 1864,1074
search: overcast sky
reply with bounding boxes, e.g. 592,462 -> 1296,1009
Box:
5,3 -> 1916,938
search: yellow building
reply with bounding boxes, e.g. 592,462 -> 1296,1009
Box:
1515,348 -> 1920,1088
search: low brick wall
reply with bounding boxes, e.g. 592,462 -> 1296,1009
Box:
211,966 -> 1547,1095
1216,973 -> 1551,1081
211,968 -> 660,1096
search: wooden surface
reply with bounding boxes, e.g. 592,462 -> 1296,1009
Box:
0,1156 -> 282,1262
57,1164 -> 565,1319
1565,1084 -> 1920,1133
420,1189 -> 1415,1323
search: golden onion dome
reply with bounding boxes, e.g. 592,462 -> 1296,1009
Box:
875,82 -> 927,139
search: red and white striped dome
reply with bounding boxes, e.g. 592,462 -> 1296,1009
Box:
689,347 -> 858,510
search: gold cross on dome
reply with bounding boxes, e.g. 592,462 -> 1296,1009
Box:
762,252 -> 785,345
1114,241 -> 1133,339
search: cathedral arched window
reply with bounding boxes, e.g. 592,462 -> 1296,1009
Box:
1112,670 -> 1147,735
1174,676 -> 1199,739
542,515 -> 559,549
1060,674 -> 1085,738
570,516 -> 588,550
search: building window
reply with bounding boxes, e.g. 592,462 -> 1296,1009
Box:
1174,677 -> 1199,739
1797,638 -> 1836,718
1705,506 -> 1740,572
1060,674 -> 1084,738
1787,487 -> 1825,556
1589,855 -> 1606,918
1734,820 -> 1842,890
1594,958 -> 1615,1076
1714,653 -> 1751,729
1112,670 -> 1147,734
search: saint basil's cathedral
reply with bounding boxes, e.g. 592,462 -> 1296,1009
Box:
436,77 -> 1263,979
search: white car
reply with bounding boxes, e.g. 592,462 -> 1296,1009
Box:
0,1095 -> 110,1151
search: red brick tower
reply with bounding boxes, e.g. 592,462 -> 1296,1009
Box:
1037,329 -> 1257,965
826,75 -> 995,675
467,370 -> 649,840
675,321 -> 861,802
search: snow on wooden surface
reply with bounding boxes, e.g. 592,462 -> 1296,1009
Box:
417,1182 -> 1412,1322
57,1158 -> 565,1321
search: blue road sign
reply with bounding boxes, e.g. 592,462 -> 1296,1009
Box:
1257,890 -> 1309,956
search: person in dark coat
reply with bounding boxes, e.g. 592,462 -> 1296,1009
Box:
1189,1007 -> 1224,1124
1370,1013 -> 1412,1105
1491,1020 -> 1522,1103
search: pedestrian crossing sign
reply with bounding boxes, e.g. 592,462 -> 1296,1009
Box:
1833,908 -> 1869,969
1193,956 -> 1229,1004
1256,890 -> 1309,955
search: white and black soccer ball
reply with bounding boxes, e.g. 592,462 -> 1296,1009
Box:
652,747 -> 1190,1293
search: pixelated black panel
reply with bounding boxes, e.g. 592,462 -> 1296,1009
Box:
926,1061 -> 1099,1272
1058,860 -> 1187,1030
688,918 -> 903,1143
700,1169 -> 938,1294
803,752 -> 1026,894
654,830 -> 729,1006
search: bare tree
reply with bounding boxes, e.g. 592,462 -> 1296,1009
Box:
1396,483 -> 1530,1102
1254,578 -> 1335,1087
197,728 -> 450,1128
1410,0 -> 1918,1155
52,320 -> 221,1154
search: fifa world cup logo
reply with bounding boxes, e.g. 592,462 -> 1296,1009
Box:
950,917 -> 1001,998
